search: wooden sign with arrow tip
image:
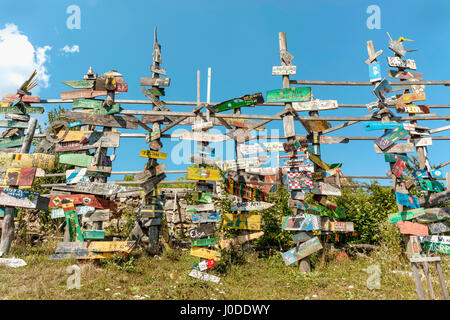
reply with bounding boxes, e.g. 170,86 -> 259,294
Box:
61,111 -> 138,129
140,77 -> 171,87
292,99 -> 338,112
190,247 -> 221,261
281,237 -> 322,266
219,231 -> 264,249
187,167 -> 220,181
387,56 -> 416,70
0,153 -> 56,169
266,87 -> 312,103
139,150 -> 167,159
213,93 -> 264,113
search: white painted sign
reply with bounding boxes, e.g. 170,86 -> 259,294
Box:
272,65 -> 296,75
411,137 -> 432,147
230,202 -> 274,212
387,57 -> 416,70
66,168 -> 89,184
292,99 -> 338,112
239,143 -> 265,155
51,205 -> 95,219
262,142 -> 284,152
188,269 -> 221,283
216,156 -> 269,171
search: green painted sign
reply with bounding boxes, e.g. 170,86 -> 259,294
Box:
83,230 -> 105,240
72,99 -> 121,115
388,208 -> 426,223
214,93 -> 264,113
0,207 -> 18,217
0,137 -> 24,148
191,238 -> 219,247
266,87 -> 312,103
0,105 -> 44,114
192,192 -> 213,204
59,153 -> 93,167
148,87 -> 165,96
419,179 -> 445,193
423,241 -> 450,254
0,120 -> 28,129
62,80 -> 95,89
385,153 -> 408,163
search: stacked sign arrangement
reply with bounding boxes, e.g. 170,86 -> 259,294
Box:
130,27 -> 169,255
273,33 -> 354,271
48,67 -> 138,259
0,71 -> 54,255
366,34 -> 449,257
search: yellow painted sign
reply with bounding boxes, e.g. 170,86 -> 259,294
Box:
0,153 -> 56,169
222,214 -> 261,230
88,241 -> 135,254
139,150 -> 167,159
305,150 -> 330,171
57,130 -> 92,142
190,247 -> 221,261
187,167 -> 220,181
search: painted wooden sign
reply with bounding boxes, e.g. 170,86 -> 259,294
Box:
411,137 -> 432,147
219,231 -> 264,250
423,241 -> 450,254
0,120 -> 28,129
428,221 -> 450,234
292,99 -> 338,112
239,143 -> 265,155
59,153 -> 93,167
419,179 -> 444,193
192,212 -> 220,223
373,79 -> 392,101
53,181 -> 136,197
222,213 -> 261,230
192,121 -> 213,131
0,137 -> 24,148
188,269 -> 220,283
392,159 -> 406,178
305,150 -> 330,171
191,238 -> 220,247
65,168 -> 89,184
413,169 -> 443,179
61,89 -> 110,100
287,171 -> 313,190
150,64 -> 167,75
139,149 -> 167,160
374,142 -> 414,154
194,259 -> 216,272
230,202 -> 273,212
388,208 -> 426,223
396,192 -> 420,209
62,111 -> 139,129
387,56 -> 416,70
3,94 -> 40,103
399,105 -> 430,114
189,224 -> 215,239
321,218 -> 354,232
266,87 -> 312,103
319,232 -> 359,243
281,215 -> 321,231
281,237 -> 323,266
388,70 -> 422,80
140,77 -> 171,86
172,130 -> 229,142
396,221 -> 429,236
0,153 -> 55,170
50,205 -> 95,219
214,93 -> 264,113
83,230 -> 105,240
0,104 -> 44,114
385,153 -> 407,164
0,187 -> 40,209
72,99 -> 120,115
216,156 -> 268,172
420,235 -> 450,245
368,62 -> 382,82
54,241 -> 134,259
292,232 -> 314,243
55,132 -> 120,152
312,182 -> 342,196
0,168 -> 36,186
192,191 -> 213,204
246,167 -> 279,175
49,194 -> 116,210
365,122 -> 402,131
302,120 -> 331,132
190,247 -> 221,261
416,208 -> 450,223
261,142 -> 284,152
187,167 -> 220,181
375,125 -> 408,151
61,80 -> 94,89
227,177 -> 269,202
272,65 -> 296,75
394,92 -> 426,107
62,200 -> 84,242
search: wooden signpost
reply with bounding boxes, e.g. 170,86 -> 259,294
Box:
189,224 -> 215,239
59,153 -> 93,167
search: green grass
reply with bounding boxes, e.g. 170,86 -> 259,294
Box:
0,240 -> 448,300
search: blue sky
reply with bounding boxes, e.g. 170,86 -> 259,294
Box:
0,0 -> 449,185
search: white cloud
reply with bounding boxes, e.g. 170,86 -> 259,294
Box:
60,45 -> 79,54
0,23 -> 52,97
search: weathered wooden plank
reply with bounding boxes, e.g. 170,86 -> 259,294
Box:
388,208 -> 426,223
416,208 -> 450,223
61,89 -> 109,100
302,120 -> 331,132
187,167 -> 220,181
219,231 -> 264,249
141,173 -> 166,195
321,218 -> 354,232
387,56 -> 416,70
55,131 -> 120,152
191,238 -> 220,247
388,70 -> 423,80
0,137 -> 24,148
374,143 -> 414,154
0,167 -> 36,186
72,99 -> 121,115
266,87 -> 312,103
428,221 -> 450,234
0,120 -> 28,129
312,182 -> 341,196
61,80 -> 94,89
140,77 -> 171,86
319,136 -> 349,144
83,230 -> 105,240
419,190 -> 450,207
239,143 -> 265,155
53,181 -> 139,197
84,209 -> 110,222
272,65 -> 296,75
365,122 -> 402,131
281,215 -> 321,231
230,202 -> 274,212
281,237 -> 323,266
188,269 -> 220,283
59,153 -> 93,167
419,235 -> 450,245
375,125 -> 409,151
0,187 -> 40,209
0,153 -> 56,169
139,150 -> 167,159
190,247 -> 221,261
222,213 -> 261,230
292,99 -> 338,112
61,111 -> 138,129
0,103 -> 44,114
292,232 -> 314,243
411,137 -> 432,147
186,203 -> 215,212
172,130 -> 230,142
189,224 -> 215,239
396,221 -> 429,236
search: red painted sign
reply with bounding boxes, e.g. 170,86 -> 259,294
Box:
392,159 -> 406,178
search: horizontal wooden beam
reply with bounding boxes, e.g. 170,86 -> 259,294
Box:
290,80 -> 450,86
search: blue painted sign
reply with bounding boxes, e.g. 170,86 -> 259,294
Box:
192,211 -> 220,223
372,78 -> 392,101
364,122 -> 402,131
385,153 -> 408,163
396,192 -> 420,209
68,121 -> 83,128
414,169 -> 443,179
369,62 -> 381,82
